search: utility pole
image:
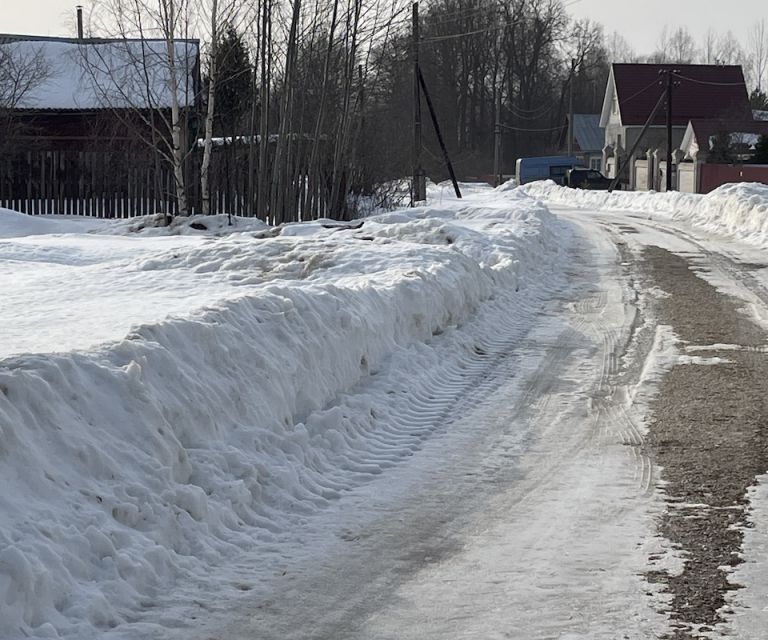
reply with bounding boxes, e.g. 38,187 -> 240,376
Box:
609,90 -> 667,192
411,2 -> 426,203
666,69 -> 673,191
665,69 -> 679,192
418,68 -> 461,198
493,89 -> 502,186
567,58 -> 576,157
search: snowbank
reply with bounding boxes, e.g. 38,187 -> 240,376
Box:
0,189 -> 570,638
0,208 -> 108,238
520,181 -> 768,248
97,213 -> 270,236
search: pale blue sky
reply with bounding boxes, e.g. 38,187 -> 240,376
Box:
2,0 -> 765,55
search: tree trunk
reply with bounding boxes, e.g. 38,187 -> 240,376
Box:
200,0 -> 219,216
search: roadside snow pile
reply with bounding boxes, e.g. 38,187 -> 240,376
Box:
101,213 -> 270,236
0,188 -> 570,639
0,208 -> 108,237
520,180 -> 768,248
519,179 -> 700,216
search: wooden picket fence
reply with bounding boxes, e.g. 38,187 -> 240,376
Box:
0,143 -> 336,219
0,150 -> 174,217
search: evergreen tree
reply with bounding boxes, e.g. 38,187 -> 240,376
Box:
212,25 -> 252,136
750,88 -> 768,111
750,135 -> 768,164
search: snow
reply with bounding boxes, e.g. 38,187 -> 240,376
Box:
722,477 -> 768,638
9,176 -> 768,639
0,208 -> 108,238
549,196 -> 768,640
710,132 -> 763,150
0,186 -> 573,639
521,180 -> 768,249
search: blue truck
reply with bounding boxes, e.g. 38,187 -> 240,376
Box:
515,155 -> 580,186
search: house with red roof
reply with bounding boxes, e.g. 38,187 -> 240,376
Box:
678,119 -> 768,192
600,63 -> 753,190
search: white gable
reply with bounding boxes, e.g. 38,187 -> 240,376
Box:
599,68 -> 618,129
680,122 -> 698,159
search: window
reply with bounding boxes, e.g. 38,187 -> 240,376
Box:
589,157 -> 602,171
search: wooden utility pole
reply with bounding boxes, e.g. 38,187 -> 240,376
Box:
665,69 -> 676,192
418,68 -> 461,199
609,90 -> 667,192
567,58 -> 576,157
493,89 -> 502,186
412,2 -> 426,203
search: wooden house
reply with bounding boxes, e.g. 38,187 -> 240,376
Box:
0,34 -> 200,216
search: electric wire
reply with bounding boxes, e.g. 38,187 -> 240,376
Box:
500,122 -> 567,132
671,72 -> 745,87
503,101 -> 556,119
620,77 -> 665,104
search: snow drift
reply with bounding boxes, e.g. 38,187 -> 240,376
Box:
521,181 -> 768,248
0,189 -> 570,638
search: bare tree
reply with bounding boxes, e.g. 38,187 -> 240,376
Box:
649,26 -> 670,62
748,19 -> 768,91
702,29 -> 718,64
716,30 -> 745,65
651,26 -> 696,63
668,27 -> 697,64
86,0 -> 199,216
199,0 -> 221,216
198,0 -> 252,215
0,44 -> 49,147
606,31 -> 637,63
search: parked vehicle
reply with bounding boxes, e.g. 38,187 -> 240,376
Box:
515,155 -> 579,186
566,168 -> 615,190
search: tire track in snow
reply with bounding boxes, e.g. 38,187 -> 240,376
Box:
159,208 -> 681,640
563,221 -> 657,499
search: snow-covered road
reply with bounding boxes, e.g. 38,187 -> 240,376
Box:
4,184 -> 768,639
195,211 -> 672,640
188,203 -> 768,640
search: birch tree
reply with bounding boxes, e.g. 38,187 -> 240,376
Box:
87,0 -> 198,215
199,0 -> 253,214
748,19 -> 768,92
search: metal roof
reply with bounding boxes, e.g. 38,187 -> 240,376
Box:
681,118 -> 768,157
571,114 -> 604,152
0,35 -> 199,111
611,63 -> 751,127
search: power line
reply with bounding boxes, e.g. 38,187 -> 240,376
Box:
500,123 -> 567,132
421,17 -> 521,44
503,101 -> 556,119
423,0 -> 581,27
671,72 -> 745,87
621,77 -> 665,104
422,6 -> 491,26
418,0 -> 583,44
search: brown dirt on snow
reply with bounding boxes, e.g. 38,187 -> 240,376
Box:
641,246 -> 768,639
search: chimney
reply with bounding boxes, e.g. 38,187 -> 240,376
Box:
76,5 -> 84,40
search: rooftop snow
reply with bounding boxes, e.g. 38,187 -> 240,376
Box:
0,37 -> 198,110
